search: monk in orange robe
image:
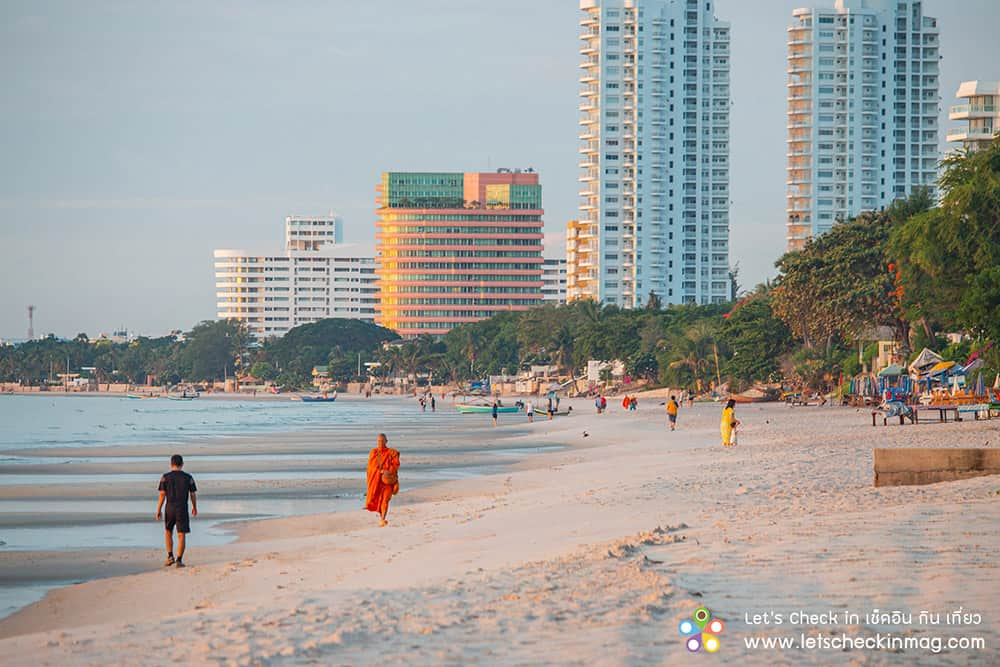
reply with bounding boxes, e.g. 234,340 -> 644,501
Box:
365,433 -> 400,526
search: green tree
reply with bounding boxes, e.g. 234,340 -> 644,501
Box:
249,361 -> 278,381
719,290 -> 794,389
178,320 -> 249,381
888,140 -> 1000,339
773,207 -> 909,353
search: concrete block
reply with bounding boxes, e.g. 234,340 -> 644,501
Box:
874,448 -> 1000,487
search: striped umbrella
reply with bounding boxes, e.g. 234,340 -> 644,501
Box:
974,372 -> 986,398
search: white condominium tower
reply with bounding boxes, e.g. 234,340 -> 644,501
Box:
571,0 -> 731,307
786,0 -> 940,252
214,215 -> 378,340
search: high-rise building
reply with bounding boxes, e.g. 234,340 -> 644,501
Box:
574,0 -> 732,307
214,215 -> 377,340
947,81 -> 999,152
786,0 -> 940,252
375,170 -> 544,336
565,219 -> 596,301
542,258 -> 568,304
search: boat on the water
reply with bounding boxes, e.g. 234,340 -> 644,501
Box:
298,395 -> 337,403
126,394 -> 157,400
456,403 -> 519,414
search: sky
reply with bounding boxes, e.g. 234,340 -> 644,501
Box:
1,0 -> 997,340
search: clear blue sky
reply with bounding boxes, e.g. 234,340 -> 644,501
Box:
1,0 -> 997,339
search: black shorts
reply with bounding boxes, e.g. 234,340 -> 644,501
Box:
164,506 -> 191,534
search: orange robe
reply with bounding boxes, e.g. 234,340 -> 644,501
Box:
365,446 -> 400,512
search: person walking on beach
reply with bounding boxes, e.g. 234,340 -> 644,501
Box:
492,401 -> 499,427
431,395 -> 436,412
721,399 -> 740,447
630,395 -> 638,411
666,395 -> 679,431
526,399 -> 534,423
156,454 -> 197,568
365,433 -> 400,526
547,396 -> 555,420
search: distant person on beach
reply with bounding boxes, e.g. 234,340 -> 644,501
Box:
721,399 -> 740,447
666,395 -> 679,431
547,396 -> 555,420
431,395 -> 436,412
156,454 -> 197,568
526,399 -> 534,423
365,433 -> 400,526
492,401 -> 499,427
630,396 -> 637,411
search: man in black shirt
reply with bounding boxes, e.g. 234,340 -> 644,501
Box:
156,454 -> 198,567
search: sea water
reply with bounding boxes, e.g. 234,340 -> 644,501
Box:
0,393 -> 558,618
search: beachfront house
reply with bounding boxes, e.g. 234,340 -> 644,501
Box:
311,365 -> 330,389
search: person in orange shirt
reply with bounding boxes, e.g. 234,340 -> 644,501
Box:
666,395 -> 679,431
365,433 -> 400,526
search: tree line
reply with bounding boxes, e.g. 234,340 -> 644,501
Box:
2,140 -> 996,394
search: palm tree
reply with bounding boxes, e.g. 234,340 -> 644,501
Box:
550,324 -> 575,376
667,321 -> 717,389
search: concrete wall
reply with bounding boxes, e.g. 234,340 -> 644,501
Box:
874,448 -> 1000,487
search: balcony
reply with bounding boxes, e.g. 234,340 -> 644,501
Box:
947,127 -> 997,142
949,104 -> 997,120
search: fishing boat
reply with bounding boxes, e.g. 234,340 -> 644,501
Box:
456,403 -> 519,414
165,395 -> 197,401
534,407 -> 573,417
126,394 -> 156,400
299,395 -> 337,403
731,387 -> 776,404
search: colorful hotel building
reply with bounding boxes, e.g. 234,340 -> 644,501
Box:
375,170 -> 545,337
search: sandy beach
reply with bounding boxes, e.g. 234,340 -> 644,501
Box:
0,398 -> 997,665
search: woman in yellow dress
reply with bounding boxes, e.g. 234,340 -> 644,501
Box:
720,399 -> 740,447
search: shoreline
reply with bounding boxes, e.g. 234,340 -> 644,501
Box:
0,405 -> 573,620
0,402 -> 996,664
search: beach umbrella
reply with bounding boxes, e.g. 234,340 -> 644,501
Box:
974,372 -> 986,398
